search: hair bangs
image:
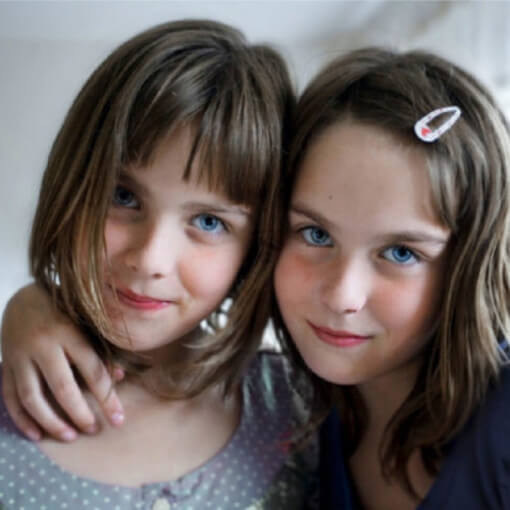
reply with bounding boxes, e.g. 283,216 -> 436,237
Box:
186,115 -> 275,210
116,47 -> 276,212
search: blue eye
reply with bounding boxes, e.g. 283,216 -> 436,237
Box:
113,185 -> 139,209
381,246 -> 418,265
301,226 -> 332,246
192,213 -> 226,233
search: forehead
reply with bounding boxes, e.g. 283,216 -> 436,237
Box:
293,121 -> 443,232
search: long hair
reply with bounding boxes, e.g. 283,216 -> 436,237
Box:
274,47 -> 510,497
30,19 -> 295,398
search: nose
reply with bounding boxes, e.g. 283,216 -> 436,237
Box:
320,256 -> 369,315
123,219 -> 177,279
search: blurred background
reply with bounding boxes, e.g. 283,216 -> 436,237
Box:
1,0 -> 510,330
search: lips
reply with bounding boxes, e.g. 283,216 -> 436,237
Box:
308,322 -> 371,348
112,287 -> 173,311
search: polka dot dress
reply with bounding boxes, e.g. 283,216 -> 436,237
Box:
0,353 -> 318,509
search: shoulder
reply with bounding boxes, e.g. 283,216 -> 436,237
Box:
244,349 -> 292,392
475,364 -> 510,450
421,364 -> 510,509
0,363 -> 24,436
240,351 -> 319,508
243,350 -> 314,428
0,364 -> 48,504
448,363 -> 510,442
472,364 -> 510,439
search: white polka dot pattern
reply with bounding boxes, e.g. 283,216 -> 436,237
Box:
0,353 -> 318,509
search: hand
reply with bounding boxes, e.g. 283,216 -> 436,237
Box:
1,283 -> 125,441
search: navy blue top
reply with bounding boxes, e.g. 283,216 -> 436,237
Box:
319,366 -> 510,509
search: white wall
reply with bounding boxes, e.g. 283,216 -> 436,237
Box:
2,0 -> 510,322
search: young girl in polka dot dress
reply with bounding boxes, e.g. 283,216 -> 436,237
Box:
0,20 -> 317,510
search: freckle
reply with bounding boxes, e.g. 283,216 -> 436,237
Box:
328,195 -> 333,200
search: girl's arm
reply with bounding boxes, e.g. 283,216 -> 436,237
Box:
1,284 -> 125,441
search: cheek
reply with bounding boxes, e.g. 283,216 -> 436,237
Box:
373,271 -> 443,335
103,220 -> 128,262
275,248 -> 317,311
180,244 -> 245,299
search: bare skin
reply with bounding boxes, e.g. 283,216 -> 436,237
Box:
1,283 -> 125,441
37,374 -> 241,485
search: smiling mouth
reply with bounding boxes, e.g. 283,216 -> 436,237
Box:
111,287 -> 174,311
308,322 -> 371,348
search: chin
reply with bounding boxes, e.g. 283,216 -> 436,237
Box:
294,342 -> 362,386
106,327 -> 167,353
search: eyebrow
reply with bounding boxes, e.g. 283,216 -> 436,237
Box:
118,170 -> 144,191
290,204 -> 338,232
290,204 -> 449,245
377,232 -> 449,245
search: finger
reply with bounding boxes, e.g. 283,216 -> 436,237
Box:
112,365 -> 125,382
63,343 -> 125,427
35,347 -> 99,434
2,365 -> 42,441
11,360 -> 78,442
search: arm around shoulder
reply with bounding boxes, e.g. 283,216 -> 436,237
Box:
1,282 -> 124,440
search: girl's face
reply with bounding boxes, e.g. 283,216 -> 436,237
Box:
275,121 -> 451,392
103,126 -> 253,354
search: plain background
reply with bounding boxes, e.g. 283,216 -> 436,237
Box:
1,0 -> 510,332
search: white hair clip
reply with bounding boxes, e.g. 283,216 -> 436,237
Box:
414,106 -> 462,143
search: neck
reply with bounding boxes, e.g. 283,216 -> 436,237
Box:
347,357 -> 435,508
356,357 -> 422,436
115,326 -> 205,396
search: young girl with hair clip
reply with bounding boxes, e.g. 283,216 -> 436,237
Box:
274,47 -> 510,509
0,19 -> 318,509
4,46 -> 510,509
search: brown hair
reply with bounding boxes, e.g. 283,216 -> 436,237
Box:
274,47 -> 510,497
30,19 -> 295,398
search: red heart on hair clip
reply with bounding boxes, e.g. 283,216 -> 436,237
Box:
421,127 -> 431,136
